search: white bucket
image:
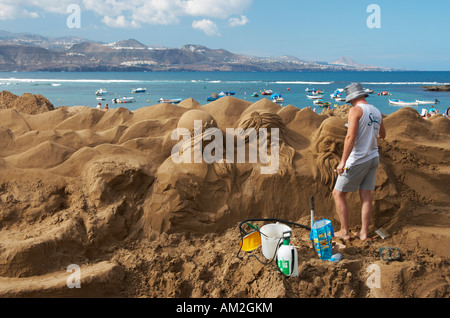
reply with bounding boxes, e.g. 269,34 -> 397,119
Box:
260,223 -> 292,260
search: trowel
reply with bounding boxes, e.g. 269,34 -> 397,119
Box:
372,227 -> 390,240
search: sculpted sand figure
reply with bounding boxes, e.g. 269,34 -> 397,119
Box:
144,109 -> 296,234
311,116 -> 348,191
144,110 -> 234,234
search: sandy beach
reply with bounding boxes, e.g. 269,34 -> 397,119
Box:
0,90 -> 448,298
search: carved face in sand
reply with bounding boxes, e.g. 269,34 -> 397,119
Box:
311,116 -> 347,190
144,110 -> 295,234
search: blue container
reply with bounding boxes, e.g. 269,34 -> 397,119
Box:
310,219 -> 334,260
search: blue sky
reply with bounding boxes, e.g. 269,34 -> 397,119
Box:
1,0 -> 449,70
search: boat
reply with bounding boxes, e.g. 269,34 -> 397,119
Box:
112,97 -> 136,104
219,91 -> 235,96
313,99 -> 331,107
416,99 -> 439,104
261,89 -> 273,95
207,93 -> 222,101
96,89 -> 107,96
305,88 -> 316,92
312,90 -> 324,96
306,94 -> 323,100
389,99 -> 419,107
271,93 -> 284,103
365,88 -> 375,94
132,88 -> 147,93
251,92 -> 259,97
96,97 -> 105,101
330,89 -> 344,98
159,98 -> 182,104
313,99 -> 324,105
334,97 -> 346,102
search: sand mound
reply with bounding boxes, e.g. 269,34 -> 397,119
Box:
0,91 -> 54,115
0,95 -> 448,298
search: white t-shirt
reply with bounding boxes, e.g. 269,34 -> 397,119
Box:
346,103 -> 382,167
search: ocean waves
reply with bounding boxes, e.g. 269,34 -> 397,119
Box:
2,77 -> 448,86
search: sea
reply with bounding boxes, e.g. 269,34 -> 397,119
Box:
1,71 -> 449,116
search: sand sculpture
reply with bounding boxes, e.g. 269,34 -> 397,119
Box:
0,93 -> 448,297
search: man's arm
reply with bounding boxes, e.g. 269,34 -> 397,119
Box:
337,106 -> 362,175
378,119 -> 386,139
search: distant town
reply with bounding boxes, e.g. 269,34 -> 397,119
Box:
0,30 -> 397,72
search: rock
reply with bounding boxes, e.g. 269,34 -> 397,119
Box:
423,85 -> 450,92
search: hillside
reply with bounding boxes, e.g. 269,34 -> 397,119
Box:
0,30 -> 392,72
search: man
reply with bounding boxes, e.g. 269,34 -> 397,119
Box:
333,83 -> 386,241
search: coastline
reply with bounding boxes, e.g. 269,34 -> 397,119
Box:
2,71 -> 450,117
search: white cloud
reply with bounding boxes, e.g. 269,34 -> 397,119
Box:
0,0 -> 253,31
229,15 -> 249,27
192,19 -> 221,37
102,15 -> 140,29
182,0 -> 252,18
0,3 -> 39,20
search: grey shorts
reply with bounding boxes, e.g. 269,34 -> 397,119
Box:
334,156 -> 380,192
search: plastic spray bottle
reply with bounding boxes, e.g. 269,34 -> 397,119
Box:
276,231 -> 299,277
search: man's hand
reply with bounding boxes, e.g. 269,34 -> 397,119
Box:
336,161 -> 346,176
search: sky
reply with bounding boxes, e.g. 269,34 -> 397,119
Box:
0,0 -> 449,71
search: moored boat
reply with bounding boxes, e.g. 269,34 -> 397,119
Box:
312,90 -> 324,96
389,99 -> 419,106
330,88 -> 344,99
416,99 -> 439,104
219,91 -> 235,96
306,94 -> 323,100
159,98 -> 182,104
96,89 -> 107,96
132,88 -> 147,93
313,99 -> 331,107
112,97 -> 136,104
207,93 -> 222,101
261,89 -> 273,95
271,93 -> 284,103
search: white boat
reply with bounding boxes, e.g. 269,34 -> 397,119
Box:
112,97 -> 136,104
306,94 -> 323,100
159,98 -> 182,104
305,88 -> 316,92
331,89 -> 344,98
273,98 -> 284,103
271,93 -> 284,103
416,99 -> 439,105
389,99 -> 419,107
334,97 -> 346,102
96,89 -> 107,96
313,99 -> 323,105
261,89 -> 273,95
132,88 -> 147,93
96,97 -> 105,101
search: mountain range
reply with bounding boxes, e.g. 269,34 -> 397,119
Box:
0,30 -> 393,72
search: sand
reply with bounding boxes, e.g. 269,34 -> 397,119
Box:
0,92 -> 448,298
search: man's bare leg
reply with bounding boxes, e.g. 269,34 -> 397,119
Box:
332,189 -> 351,240
354,189 -> 372,240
